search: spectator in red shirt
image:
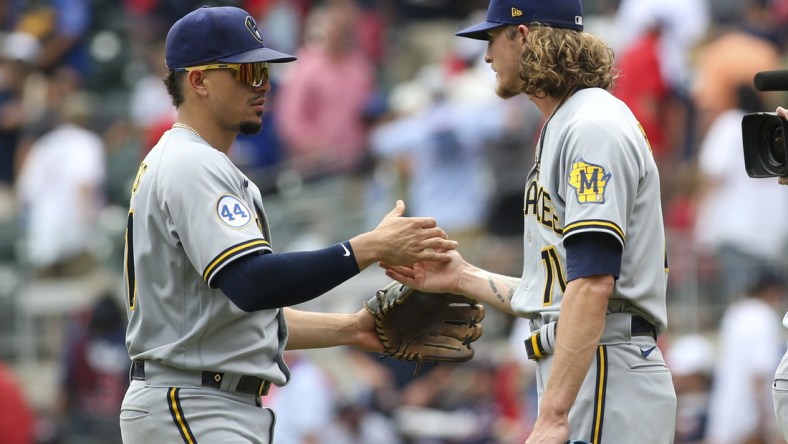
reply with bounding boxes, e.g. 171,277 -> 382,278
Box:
613,22 -> 668,158
275,1 -> 375,181
0,362 -> 35,444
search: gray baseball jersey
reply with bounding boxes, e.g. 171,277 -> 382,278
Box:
513,87 -> 668,332
124,127 -> 289,385
516,88 -> 675,444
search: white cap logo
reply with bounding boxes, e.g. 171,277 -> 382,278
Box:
245,16 -> 264,43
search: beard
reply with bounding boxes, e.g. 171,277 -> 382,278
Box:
494,68 -> 527,99
239,120 -> 262,135
495,79 -> 522,99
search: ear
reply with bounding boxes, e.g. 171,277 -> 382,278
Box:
516,24 -> 530,42
186,69 -> 209,97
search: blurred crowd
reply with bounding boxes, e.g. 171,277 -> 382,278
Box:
1,0 -> 788,443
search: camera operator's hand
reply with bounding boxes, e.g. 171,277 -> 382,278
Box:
776,107 -> 788,185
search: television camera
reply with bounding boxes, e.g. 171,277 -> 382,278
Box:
742,70 -> 788,178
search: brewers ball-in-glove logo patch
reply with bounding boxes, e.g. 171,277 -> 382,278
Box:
568,159 -> 611,204
217,195 -> 252,228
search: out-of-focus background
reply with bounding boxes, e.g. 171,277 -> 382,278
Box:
0,0 -> 787,443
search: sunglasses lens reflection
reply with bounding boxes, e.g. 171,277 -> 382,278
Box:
237,62 -> 268,87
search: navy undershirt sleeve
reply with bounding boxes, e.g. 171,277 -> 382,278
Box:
215,241 -> 361,311
565,233 -> 622,281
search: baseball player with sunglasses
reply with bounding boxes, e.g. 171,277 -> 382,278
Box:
119,6 -> 458,443
384,0 -> 677,443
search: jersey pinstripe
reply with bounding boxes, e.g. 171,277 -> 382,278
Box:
513,88 -> 668,332
123,128 -> 289,384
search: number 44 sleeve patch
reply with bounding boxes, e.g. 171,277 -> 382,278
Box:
216,195 -> 252,229
568,159 -> 612,204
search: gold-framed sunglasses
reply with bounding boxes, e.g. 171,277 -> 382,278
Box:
177,61 -> 269,88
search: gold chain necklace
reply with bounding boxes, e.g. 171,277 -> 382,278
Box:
534,88 -> 575,177
172,122 -> 204,140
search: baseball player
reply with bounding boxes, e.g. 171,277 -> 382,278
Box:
119,6 -> 457,444
772,105 -> 788,441
384,0 -> 677,443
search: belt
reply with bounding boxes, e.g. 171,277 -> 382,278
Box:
524,314 -> 657,361
630,315 -> 658,338
130,361 -> 271,396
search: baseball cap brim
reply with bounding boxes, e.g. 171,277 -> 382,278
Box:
456,21 -> 504,40
218,47 -> 296,64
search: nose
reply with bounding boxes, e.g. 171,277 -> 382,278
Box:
253,77 -> 270,93
484,53 -> 492,64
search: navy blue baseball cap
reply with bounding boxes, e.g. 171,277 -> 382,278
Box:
456,0 -> 584,40
165,6 -> 296,70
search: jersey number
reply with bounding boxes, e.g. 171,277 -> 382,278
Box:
220,203 -> 248,221
540,246 -> 566,305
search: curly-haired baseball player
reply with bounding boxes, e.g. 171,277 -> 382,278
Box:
118,6 -> 459,443
384,0 -> 677,442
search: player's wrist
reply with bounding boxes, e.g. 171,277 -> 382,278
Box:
347,233 -> 380,269
352,309 -> 385,352
535,400 -> 571,425
332,312 -> 359,347
457,264 -> 487,298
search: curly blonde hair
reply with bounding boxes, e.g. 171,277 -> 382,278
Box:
507,25 -> 617,99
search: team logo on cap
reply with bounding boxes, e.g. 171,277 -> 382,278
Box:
511,7 -> 523,17
245,16 -> 264,43
575,16 -> 583,26
568,159 -> 611,204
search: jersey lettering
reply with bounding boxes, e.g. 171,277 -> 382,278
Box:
568,159 -> 611,204
524,180 -> 563,235
216,195 -> 252,229
637,122 -> 653,153
130,162 -> 148,197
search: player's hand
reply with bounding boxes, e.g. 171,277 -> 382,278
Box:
380,248 -> 468,295
351,307 -> 386,353
351,200 -> 458,268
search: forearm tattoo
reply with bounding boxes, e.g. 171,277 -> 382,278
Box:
488,275 -> 516,304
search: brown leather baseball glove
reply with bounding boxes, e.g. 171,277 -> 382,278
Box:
364,281 -> 485,374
